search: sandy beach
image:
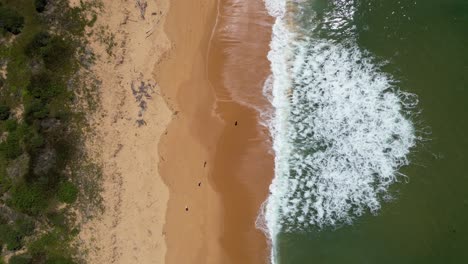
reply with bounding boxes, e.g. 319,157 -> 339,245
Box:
80,0 -> 273,263
80,0 -> 172,263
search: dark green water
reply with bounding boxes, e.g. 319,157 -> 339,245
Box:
278,0 -> 468,263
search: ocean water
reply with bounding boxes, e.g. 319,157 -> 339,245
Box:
261,0 -> 468,263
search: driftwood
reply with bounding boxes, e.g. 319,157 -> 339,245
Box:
136,0 -> 148,20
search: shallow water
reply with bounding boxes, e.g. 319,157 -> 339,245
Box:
263,0 -> 468,262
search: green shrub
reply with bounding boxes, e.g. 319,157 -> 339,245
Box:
25,99 -> 49,121
5,119 -> 18,133
0,7 -> 24,35
0,131 -> 22,159
28,132 -> 45,149
35,0 -> 48,13
25,31 -> 51,57
46,256 -> 74,264
10,183 -> 48,215
41,38 -> 74,72
8,254 -> 32,264
0,224 -> 22,251
46,212 -> 67,230
28,231 -> 66,257
4,119 -> 17,132
0,105 -> 10,120
57,181 -> 78,204
27,72 -> 64,101
15,218 -> 36,237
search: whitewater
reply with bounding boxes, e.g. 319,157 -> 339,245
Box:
260,0 -> 418,262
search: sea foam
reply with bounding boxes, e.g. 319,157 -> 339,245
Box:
261,0 -> 418,262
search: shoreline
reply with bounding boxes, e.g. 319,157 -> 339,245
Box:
207,0 -> 274,262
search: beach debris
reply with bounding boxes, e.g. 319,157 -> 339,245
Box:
198,182 -> 202,187
113,144 -> 124,157
135,0 -> 148,19
185,206 -> 189,212
235,121 -> 238,126
121,14 -> 129,25
136,119 -> 147,127
204,161 -> 207,167
131,76 -> 157,126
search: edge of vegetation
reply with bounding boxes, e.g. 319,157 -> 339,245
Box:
0,0 -> 103,263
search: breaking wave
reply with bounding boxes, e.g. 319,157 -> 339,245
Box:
260,0 -> 418,262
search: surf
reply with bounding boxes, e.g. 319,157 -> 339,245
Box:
259,0 -> 418,262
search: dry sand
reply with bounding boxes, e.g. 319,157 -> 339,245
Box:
80,0 -> 172,263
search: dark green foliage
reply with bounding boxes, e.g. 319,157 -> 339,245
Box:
4,119 -> 18,132
10,183 -> 48,215
15,218 -> 36,237
9,254 -> 32,264
57,181 -> 77,204
28,132 -> 45,150
0,104 -> 10,120
25,98 -> 49,121
27,72 -> 64,101
0,224 -> 22,250
34,0 -> 48,13
24,34 -> 75,74
41,37 -> 74,72
0,0 -> 96,259
25,31 -> 51,57
28,231 -> 74,262
0,7 -> 24,35
46,212 -> 67,229
0,131 -> 22,159
46,256 -> 74,264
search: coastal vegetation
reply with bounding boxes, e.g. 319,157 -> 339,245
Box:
0,0 -> 101,262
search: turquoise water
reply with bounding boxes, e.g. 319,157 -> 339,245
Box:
263,0 -> 468,263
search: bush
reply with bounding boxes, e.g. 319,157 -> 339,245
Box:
27,72 -> 64,101
27,230 -> 75,263
28,132 -> 45,150
9,254 -> 32,264
28,231 -> 62,256
0,131 -> 22,159
0,105 -> 10,120
46,256 -> 74,264
25,99 -> 49,121
4,119 -> 17,132
35,0 -> 48,13
10,183 -> 48,215
15,218 -> 36,237
41,38 -> 74,72
0,7 -> 24,35
57,181 -> 78,204
25,31 -> 51,57
0,224 -> 22,251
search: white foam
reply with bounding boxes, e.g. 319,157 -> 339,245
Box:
260,0 -> 418,263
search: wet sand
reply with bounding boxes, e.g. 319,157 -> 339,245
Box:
159,0 -> 273,263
